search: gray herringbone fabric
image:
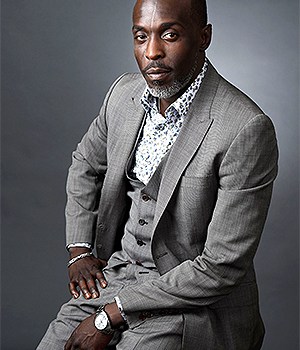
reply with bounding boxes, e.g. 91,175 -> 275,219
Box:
39,62 -> 278,349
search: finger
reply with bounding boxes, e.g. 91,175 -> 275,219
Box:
98,258 -> 108,268
96,271 -> 107,289
64,336 -> 75,350
68,282 -> 80,299
78,278 -> 92,299
86,278 -> 100,299
64,338 -> 70,350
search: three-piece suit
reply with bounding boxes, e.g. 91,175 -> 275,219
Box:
38,62 -> 278,349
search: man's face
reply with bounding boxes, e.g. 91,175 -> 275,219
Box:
132,0 -> 210,100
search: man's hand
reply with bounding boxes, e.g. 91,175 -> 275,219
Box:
68,248 -> 108,299
65,303 -> 125,350
64,314 -> 113,350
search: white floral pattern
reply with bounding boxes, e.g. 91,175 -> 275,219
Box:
132,60 -> 208,185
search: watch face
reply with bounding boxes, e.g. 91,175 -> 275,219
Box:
95,312 -> 108,331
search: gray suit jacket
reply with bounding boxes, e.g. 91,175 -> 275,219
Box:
65,63 -> 278,349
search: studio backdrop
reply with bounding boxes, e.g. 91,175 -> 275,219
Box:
2,1 -> 299,349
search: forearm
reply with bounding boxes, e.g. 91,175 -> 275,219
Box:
104,302 -> 126,329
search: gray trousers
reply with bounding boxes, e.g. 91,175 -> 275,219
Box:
36,263 -> 183,350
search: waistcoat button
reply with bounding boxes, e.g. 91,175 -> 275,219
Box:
141,194 -> 151,202
136,239 -> 146,246
138,219 -> 148,226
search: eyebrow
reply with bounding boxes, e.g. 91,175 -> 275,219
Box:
160,22 -> 183,30
132,22 -> 183,33
132,25 -> 144,32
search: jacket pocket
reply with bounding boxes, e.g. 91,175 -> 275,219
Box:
180,174 -> 214,189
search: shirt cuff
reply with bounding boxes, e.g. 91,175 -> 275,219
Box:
66,242 -> 92,251
114,296 -> 128,323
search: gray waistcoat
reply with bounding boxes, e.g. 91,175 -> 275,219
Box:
109,144 -> 170,271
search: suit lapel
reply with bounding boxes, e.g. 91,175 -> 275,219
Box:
112,77 -> 146,178
153,64 -> 220,230
122,100 -> 145,167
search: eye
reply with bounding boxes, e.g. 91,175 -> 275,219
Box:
134,32 -> 148,43
162,31 -> 178,41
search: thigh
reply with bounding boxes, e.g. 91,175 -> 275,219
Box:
117,314 -> 184,350
37,265 -> 129,350
36,295 -> 99,349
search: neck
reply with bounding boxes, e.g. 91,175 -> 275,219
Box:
159,97 -> 175,116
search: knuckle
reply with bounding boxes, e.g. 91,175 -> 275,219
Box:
86,278 -> 95,286
93,266 -> 101,273
78,274 -> 87,282
69,277 -> 78,284
78,281 -> 86,288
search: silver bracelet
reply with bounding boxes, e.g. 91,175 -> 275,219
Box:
66,242 -> 92,251
114,296 -> 128,323
67,252 -> 93,268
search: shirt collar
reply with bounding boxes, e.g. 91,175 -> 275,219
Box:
141,58 -> 208,120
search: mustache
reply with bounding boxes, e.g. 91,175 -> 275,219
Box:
142,61 -> 171,73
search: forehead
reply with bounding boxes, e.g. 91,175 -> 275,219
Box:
133,0 -> 193,28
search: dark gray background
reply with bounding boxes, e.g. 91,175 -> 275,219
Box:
1,1 -> 299,349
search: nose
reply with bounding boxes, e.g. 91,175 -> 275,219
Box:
145,37 -> 165,60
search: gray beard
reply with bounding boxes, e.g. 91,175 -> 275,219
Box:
148,57 -> 199,99
148,78 -> 189,99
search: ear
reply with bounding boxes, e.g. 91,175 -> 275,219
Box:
199,24 -> 212,51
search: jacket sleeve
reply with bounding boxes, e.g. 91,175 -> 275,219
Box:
65,75 -> 125,248
117,113 -> 278,326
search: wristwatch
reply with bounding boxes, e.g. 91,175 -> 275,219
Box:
94,305 -> 115,335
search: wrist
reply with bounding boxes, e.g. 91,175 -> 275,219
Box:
94,303 -> 125,335
94,305 -> 115,335
104,302 -> 126,328
67,251 -> 94,268
68,247 -> 91,259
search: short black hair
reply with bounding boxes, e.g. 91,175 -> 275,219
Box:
191,0 -> 208,27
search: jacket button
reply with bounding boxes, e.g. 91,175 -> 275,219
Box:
136,239 -> 146,246
141,194 -> 151,202
138,219 -> 148,226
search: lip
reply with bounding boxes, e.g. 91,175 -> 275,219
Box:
145,68 -> 171,80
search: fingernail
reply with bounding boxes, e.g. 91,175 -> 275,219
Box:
101,281 -> 107,288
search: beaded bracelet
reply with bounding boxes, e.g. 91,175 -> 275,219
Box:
114,296 -> 128,323
67,252 -> 93,268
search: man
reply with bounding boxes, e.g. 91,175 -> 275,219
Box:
37,0 -> 278,349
